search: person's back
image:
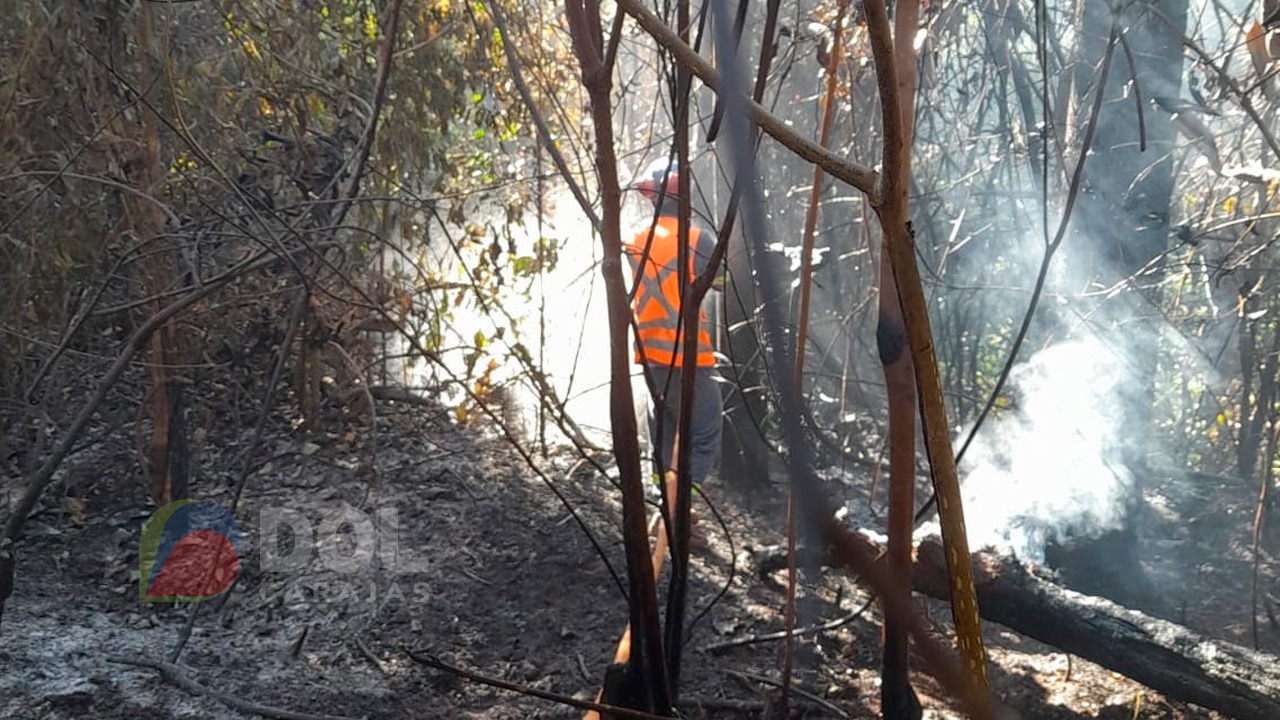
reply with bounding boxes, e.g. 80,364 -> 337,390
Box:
624,214 -> 716,369
624,160 -> 723,510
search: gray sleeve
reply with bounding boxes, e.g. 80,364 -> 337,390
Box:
693,228 -> 718,280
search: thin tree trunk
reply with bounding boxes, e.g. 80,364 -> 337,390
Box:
785,1 -> 848,711
564,0 -> 671,712
125,1 -> 183,504
865,0 -> 990,713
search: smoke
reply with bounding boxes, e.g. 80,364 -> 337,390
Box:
926,335 -> 1135,564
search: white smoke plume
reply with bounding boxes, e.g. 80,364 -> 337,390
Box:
925,335 -> 1135,564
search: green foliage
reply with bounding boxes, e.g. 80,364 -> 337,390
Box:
0,0 -> 586,438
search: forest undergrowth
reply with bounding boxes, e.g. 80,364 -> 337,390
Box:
2,374 -> 1270,720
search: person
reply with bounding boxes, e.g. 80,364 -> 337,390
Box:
624,159 -> 724,520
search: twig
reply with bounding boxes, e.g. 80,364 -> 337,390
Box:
440,467 -> 480,503
701,595 -> 875,653
353,635 -> 389,675
289,625 -> 310,661
786,3 -> 851,708
684,485 -> 738,644
723,669 -> 851,719
681,697 -> 772,713
109,656 -> 355,720
665,0 -> 699,695
168,601 -> 201,664
1168,18 -> 1280,162
231,289 -> 309,512
1115,31 -> 1146,152
566,0 -> 672,707
459,567 -> 494,586
404,649 -> 673,720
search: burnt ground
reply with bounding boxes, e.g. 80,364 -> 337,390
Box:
2,392 -> 1278,720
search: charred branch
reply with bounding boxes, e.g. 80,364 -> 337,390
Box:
908,537 -> 1280,720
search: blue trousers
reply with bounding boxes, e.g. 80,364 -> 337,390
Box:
646,365 -> 723,487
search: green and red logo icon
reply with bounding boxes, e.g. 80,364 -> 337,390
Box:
138,500 -> 241,602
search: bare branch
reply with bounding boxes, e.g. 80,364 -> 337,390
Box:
407,650 -> 674,720
110,657 -> 354,720
331,0 -> 407,229
615,0 -> 879,198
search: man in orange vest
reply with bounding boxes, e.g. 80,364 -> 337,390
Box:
625,159 -> 723,525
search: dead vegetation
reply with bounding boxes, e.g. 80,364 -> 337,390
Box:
4,0 -> 1280,718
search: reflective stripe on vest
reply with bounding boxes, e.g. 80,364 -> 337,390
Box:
625,216 -> 716,368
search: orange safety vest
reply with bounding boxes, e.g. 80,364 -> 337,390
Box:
624,215 -> 716,368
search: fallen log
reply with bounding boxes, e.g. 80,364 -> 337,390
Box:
910,536 -> 1280,720
751,535 -> 1280,718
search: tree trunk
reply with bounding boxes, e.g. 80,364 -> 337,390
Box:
755,533 -> 1280,719
911,537 -> 1280,720
1075,0 -> 1188,475
115,0 -> 184,504
719,220 -> 773,491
